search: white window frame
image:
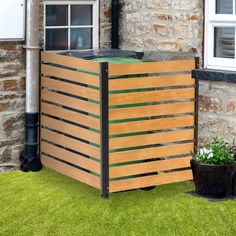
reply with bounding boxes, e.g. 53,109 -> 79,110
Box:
205,0 -> 236,71
44,0 -> 99,51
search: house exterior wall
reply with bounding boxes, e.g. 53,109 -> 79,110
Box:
0,0 -> 111,171
0,0 -> 235,171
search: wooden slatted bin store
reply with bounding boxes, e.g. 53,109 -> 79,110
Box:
40,50 -> 199,198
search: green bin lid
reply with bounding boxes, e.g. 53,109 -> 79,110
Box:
92,57 -> 142,64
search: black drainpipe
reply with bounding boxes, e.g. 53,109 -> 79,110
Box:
111,0 -> 119,49
20,114 -> 42,172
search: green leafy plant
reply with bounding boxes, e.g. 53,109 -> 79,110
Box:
194,136 -> 235,165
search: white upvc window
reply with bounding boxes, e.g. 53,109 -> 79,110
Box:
205,0 -> 236,71
44,0 -> 99,51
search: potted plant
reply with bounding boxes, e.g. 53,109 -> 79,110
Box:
191,136 -> 236,198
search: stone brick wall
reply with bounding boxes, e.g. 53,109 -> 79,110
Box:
119,0 -> 203,55
100,0 -> 112,48
199,81 -> 236,144
0,42 -> 25,172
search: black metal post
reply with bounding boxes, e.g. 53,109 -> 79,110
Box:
100,62 -> 109,198
194,57 -> 200,154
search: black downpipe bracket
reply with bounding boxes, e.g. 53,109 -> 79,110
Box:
112,0 -> 119,49
20,113 -> 42,172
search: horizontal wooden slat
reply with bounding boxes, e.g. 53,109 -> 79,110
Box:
109,88 -> 195,106
41,52 -> 100,73
41,77 -> 99,101
109,74 -> 194,91
108,60 -> 195,77
41,64 -> 100,87
41,102 -> 100,130
109,170 -> 193,192
110,129 -> 194,150
109,115 -> 194,135
109,102 -> 195,120
41,90 -> 100,116
41,142 -> 100,173
41,129 -> 100,159
110,142 -> 194,164
41,154 -> 100,189
41,115 -> 100,144
110,156 -> 192,178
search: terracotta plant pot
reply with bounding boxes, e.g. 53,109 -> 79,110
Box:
191,160 -> 235,198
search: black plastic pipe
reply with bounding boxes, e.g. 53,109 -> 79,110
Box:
111,0 -> 119,49
20,113 -> 42,172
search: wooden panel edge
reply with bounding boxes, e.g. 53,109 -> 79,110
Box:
41,154 -> 100,189
110,142 -> 194,164
110,156 -> 192,178
108,60 -> 195,77
109,170 -> 193,192
41,51 -> 100,73
41,142 -> 100,174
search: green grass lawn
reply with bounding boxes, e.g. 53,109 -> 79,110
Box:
0,169 -> 236,236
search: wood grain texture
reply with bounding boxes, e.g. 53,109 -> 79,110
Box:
41,77 -> 100,101
41,102 -> 100,130
109,170 -> 193,192
41,154 -> 100,189
109,88 -> 195,106
109,142 -> 194,164
41,128 -> 100,159
110,156 -> 192,178
110,129 -> 194,150
41,142 -> 100,173
109,115 -> 194,135
41,64 -> 100,87
109,102 -> 195,120
41,51 -> 100,73
109,74 -> 194,91
108,60 -> 195,77
41,115 -> 100,144
41,89 -> 100,116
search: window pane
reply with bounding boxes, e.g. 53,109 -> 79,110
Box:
216,0 -> 233,14
71,28 -> 92,50
46,29 -> 68,50
214,27 -> 235,58
71,5 -> 93,26
46,5 -> 68,26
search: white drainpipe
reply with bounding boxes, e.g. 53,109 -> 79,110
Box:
20,0 -> 42,172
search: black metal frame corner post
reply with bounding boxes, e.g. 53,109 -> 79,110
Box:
100,62 -> 109,198
194,57 -> 200,154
